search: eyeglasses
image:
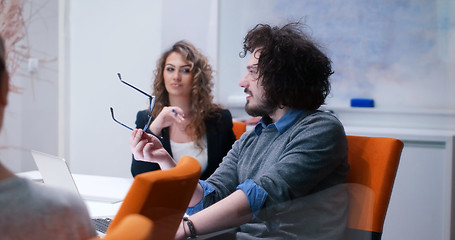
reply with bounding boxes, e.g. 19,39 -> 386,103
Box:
110,73 -> 156,132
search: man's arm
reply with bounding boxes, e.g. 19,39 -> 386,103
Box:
188,184 -> 204,207
175,190 -> 252,240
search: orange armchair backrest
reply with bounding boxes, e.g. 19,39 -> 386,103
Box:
232,121 -> 246,140
346,135 -> 403,237
106,156 -> 201,240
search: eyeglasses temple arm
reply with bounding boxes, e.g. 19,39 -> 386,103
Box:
110,107 -> 133,131
110,107 -> 163,140
117,73 -> 153,98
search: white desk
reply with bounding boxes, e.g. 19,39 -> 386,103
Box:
17,171 -> 133,218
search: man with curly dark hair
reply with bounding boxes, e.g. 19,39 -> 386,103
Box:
131,22 -> 349,239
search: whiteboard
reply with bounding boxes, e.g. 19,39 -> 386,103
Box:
218,0 -> 455,110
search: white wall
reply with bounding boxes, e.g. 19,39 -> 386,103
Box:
67,0 -> 162,177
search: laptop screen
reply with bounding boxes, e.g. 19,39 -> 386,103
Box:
31,150 -> 80,195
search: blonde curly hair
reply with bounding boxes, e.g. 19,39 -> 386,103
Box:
152,40 -> 221,150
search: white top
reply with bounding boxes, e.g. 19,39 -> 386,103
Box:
171,136 -> 208,174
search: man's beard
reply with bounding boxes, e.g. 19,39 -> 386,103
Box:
245,98 -> 275,117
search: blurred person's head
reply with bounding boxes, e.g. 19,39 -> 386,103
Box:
0,34 -> 14,179
0,35 -> 10,130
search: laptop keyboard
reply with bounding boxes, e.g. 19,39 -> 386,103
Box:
92,218 -> 112,233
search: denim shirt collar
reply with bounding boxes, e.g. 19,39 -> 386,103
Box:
254,109 -> 306,136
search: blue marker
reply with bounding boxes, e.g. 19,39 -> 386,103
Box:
350,98 -> 375,108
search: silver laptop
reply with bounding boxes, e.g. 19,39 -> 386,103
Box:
31,150 -> 122,203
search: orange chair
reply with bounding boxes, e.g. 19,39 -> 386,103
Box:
91,214 -> 153,240
232,121 -> 246,140
106,156 -> 201,240
345,135 -> 403,240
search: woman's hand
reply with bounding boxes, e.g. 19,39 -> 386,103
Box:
149,106 -> 186,136
129,129 -> 176,170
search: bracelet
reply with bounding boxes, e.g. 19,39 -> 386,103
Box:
183,217 -> 197,239
182,219 -> 188,238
